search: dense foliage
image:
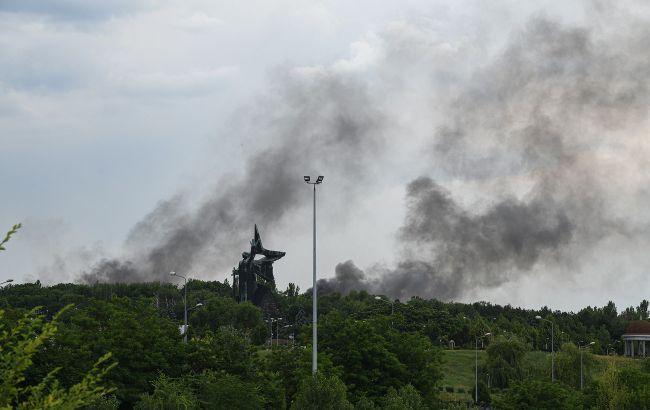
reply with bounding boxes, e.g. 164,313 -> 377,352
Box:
1,277 -> 649,409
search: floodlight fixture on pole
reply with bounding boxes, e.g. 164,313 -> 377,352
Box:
170,271 -> 189,343
579,341 -> 595,390
536,315 -> 555,382
304,175 -> 323,375
475,332 -> 491,404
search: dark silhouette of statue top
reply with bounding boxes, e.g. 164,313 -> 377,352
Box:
232,225 -> 285,308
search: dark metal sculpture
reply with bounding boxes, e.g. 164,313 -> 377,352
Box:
232,225 -> 285,310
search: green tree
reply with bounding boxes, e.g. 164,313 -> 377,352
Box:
485,335 -> 527,388
382,384 -> 427,410
134,374 -> 199,410
384,330 -> 442,401
354,396 -> 376,410
291,373 -> 353,410
556,343 -> 593,389
0,306 -> 115,409
186,326 -> 255,378
471,380 -> 490,405
317,311 -> 406,401
191,371 -> 264,410
260,344 -> 340,407
492,379 -> 583,410
0,223 -> 21,251
30,298 -> 182,406
595,365 -> 650,409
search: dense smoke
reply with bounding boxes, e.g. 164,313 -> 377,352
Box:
80,5 -> 650,301
317,13 -> 650,299
82,73 -> 386,282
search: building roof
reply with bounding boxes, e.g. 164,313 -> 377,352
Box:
625,320 -> 650,335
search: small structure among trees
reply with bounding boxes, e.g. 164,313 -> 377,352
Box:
622,320 -> 650,357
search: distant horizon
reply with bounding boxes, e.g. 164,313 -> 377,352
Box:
4,276 -> 649,317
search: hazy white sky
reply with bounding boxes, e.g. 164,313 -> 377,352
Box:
2,0 -> 649,312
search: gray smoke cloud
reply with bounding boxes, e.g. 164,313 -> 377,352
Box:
82,72 -> 386,283
80,3 -> 650,303
318,10 -> 650,300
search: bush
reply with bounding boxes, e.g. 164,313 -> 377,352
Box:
291,373 -> 353,410
492,379 -> 583,410
382,384 -> 427,410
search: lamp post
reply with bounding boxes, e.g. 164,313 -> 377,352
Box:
268,317 -> 283,346
283,324 -> 293,346
475,332 -> 491,404
0,279 -> 13,287
170,272 -> 189,343
536,315 -> 555,382
304,175 -> 323,375
374,296 -> 394,326
579,341 -> 595,390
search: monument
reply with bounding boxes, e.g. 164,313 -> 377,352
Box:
232,225 -> 285,317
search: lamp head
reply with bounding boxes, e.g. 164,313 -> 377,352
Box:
195,303 -> 203,308
169,271 -> 176,276
316,175 -> 324,183
485,332 -> 491,337
589,341 -> 595,345
535,315 -> 542,319
304,176 -> 310,182
374,296 -> 381,300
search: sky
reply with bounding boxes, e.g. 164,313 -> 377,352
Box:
2,0 -> 650,312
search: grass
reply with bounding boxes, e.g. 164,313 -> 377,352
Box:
441,348 -> 645,396
440,349 -> 485,401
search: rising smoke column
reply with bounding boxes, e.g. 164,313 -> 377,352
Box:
82,71 -> 387,282
320,12 -> 650,300
82,4 -> 650,301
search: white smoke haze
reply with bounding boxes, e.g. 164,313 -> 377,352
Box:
7,1 -> 649,306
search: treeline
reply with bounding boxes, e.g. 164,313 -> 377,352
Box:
0,279 -> 648,409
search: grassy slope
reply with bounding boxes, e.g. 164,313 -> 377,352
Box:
440,350 -> 485,401
440,349 -> 643,401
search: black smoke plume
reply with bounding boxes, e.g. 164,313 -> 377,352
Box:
81,6 -> 650,303
318,13 -> 650,300
82,72 -> 386,283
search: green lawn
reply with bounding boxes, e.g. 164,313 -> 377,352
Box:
440,348 -> 644,397
440,349 -> 485,401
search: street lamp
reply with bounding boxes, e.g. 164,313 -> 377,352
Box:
0,279 -> 13,287
374,296 -> 394,326
536,315 -> 555,382
276,317 -> 283,346
268,317 -> 283,346
170,271 -> 190,343
579,341 -> 595,390
475,332 -> 491,404
304,175 -> 323,375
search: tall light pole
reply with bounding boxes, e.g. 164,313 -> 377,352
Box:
276,317 -> 283,346
0,279 -> 13,287
579,341 -> 595,390
170,272 -> 189,343
304,175 -> 323,375
475,332 -> 491,404
536,315 -> 555,382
